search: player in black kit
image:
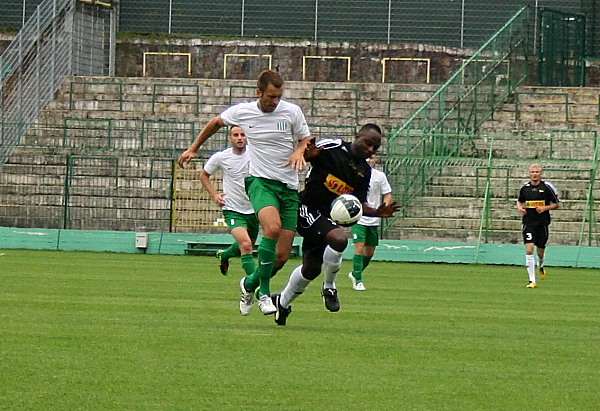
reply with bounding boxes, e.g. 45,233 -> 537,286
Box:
271,124 -> 399,325
517,164 -> 560,288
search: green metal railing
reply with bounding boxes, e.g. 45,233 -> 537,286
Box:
389,5 -> 532,137
474,132 -> 599,251
383,6 -> 534,235
63,118 -> 113,148
140,120 -> 196,152
537,8 -> 586,87
387,89 -> 435,118
475,166 -> 510,200
228,85 -> 256,105
63,155 -> 119,229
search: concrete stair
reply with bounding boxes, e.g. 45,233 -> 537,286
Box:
1,77 -> 599,245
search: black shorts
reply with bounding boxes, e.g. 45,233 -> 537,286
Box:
522,224 -> 549,248
297,204 -> 338,257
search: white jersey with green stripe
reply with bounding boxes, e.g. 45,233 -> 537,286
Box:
203,147 -> 254,214
220,99 -> 311,190
357,167 -> 392,227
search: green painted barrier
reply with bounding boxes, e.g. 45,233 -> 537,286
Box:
1,227 -> 598,268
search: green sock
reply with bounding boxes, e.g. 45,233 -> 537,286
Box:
352,254 -> 364,282
222,242 -> 241,261
246,237 -> 277,295
362,255 -> 373,271
240,253 -> 256,277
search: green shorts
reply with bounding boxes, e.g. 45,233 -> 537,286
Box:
245,176 -> 299,231
351,224 -> 380,247
222,209 -> 260,239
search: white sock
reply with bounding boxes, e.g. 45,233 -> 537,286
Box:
322,246 -> 343,289
280,265 -> 311,308
526,254 -> 536,283
538,257 -> 544,269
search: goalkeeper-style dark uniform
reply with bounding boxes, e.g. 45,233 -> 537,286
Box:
517,180 -> 560,247
298,137 -> 371,255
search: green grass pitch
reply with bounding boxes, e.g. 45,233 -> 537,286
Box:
1,249 -> 599,410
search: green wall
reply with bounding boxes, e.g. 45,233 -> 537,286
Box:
1,226 -> 598,268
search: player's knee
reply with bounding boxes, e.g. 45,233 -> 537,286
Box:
301,264 -> 320,281
261,223 -> 281,238
238,239 -> 254,254
327,233 -> 348,252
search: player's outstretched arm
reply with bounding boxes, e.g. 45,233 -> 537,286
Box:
376,201 -> 400,218
287,136 -> 314,171
362,201 -> 399,218
178,116 -> 225,168
516,200 -> 527,216
303,137 -> 322,161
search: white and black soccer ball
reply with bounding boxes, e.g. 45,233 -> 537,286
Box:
330,194 -> 363,226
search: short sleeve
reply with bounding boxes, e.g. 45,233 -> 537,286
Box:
203,151 -> 222,175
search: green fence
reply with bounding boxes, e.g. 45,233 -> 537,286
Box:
384,6 -> 533,234
476,133 -> 599,250
537,8 -> 587,86
382,5 -> 593,241
381,130 -> 599,249
4,1 -> 598,53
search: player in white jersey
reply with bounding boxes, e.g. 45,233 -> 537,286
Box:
348,154 -> 393,291
200,126 -> 258,278
178,70 -> 313,316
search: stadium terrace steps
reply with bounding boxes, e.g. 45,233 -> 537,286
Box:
428,176 -> 592,200
483,86 -> 600,129
2,77 -> 599,244
0,147 -> 176,231
4,76 -> 437,233
52,77 -> 438,128
407,196 -> 589,222
386,226 -> 580,245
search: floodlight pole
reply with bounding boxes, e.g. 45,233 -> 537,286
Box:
314,0 -> 319,41
387,0 -> 391,44
22,0 -> 26,27
168,0 -> 172,34
241,0 -> 245,36
460,0 -> 465,48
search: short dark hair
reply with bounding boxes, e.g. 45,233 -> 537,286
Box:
257,70 -> 284,91
358,123 -> 382,136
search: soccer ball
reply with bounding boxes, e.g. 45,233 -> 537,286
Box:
330,194 -> 363,226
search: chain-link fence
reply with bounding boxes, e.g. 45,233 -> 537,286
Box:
1,0 -> 598,54
0,0 -> 117,168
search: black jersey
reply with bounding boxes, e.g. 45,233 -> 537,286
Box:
299,138 -> 371,214
517,180 -> 560,226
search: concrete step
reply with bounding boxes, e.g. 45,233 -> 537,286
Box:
385,225 -> 582,245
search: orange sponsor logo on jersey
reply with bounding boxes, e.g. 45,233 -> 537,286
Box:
525,200 -> 545,208
324,173 -> 354,195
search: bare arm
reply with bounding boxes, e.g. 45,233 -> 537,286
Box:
200,170 -> 225,207
287,136 -> 314,171
177,116 -> 226,168
303,137 -> 321,161
516,200 -> 527,216
382,192 -> 393,207
362,201 -> 400,218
